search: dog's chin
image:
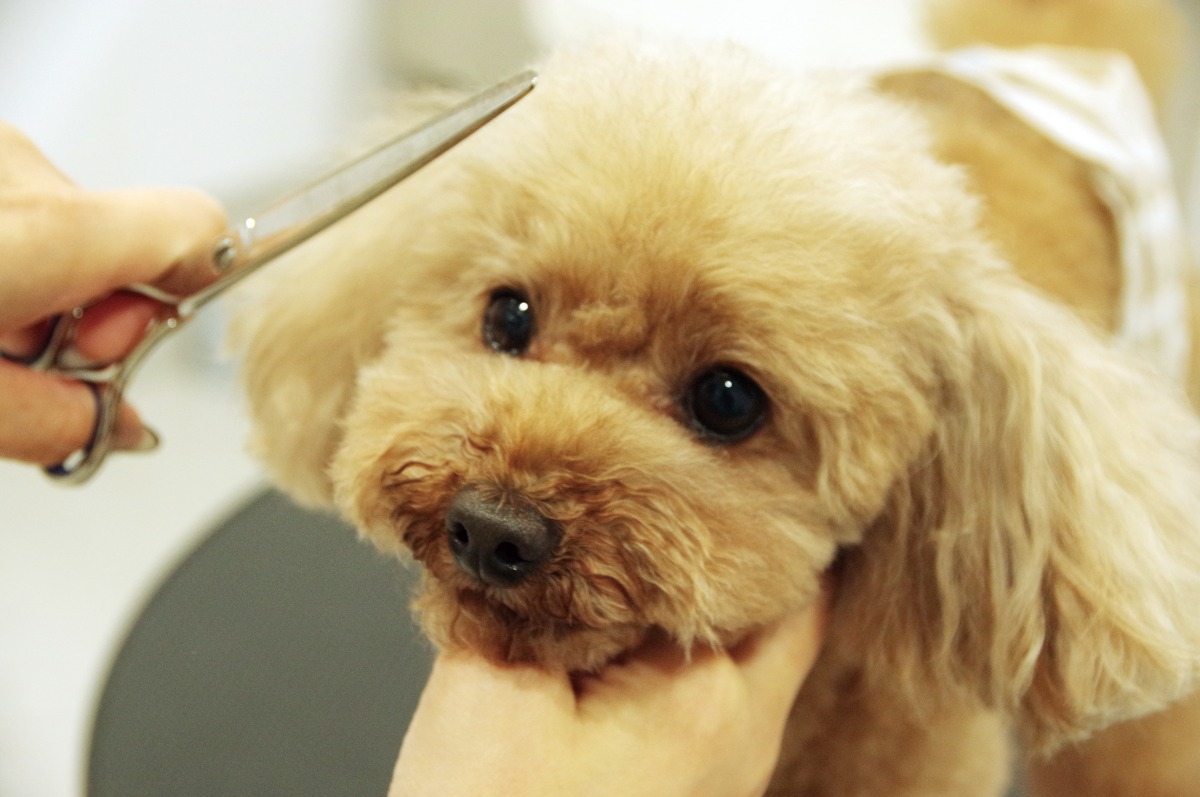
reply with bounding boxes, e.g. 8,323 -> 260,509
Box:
414,583 -> 650,673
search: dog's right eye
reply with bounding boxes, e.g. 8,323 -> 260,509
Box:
483,290 -> 535,355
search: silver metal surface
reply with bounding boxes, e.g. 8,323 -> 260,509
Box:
185,69 -> 537,316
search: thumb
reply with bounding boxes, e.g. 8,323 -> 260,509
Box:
734,585 -> 831,724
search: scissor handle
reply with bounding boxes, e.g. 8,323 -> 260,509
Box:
44,381 -> 117,482
41,301 -> 182,484
0,307 -> 83,370
0,308 -> 108,482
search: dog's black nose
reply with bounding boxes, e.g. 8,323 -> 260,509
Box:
445,487 -> 561,588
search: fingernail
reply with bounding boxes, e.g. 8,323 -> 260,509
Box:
134,426 -> 160,452
122,426 -> 161,453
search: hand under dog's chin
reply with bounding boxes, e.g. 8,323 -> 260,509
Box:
413,582 -> 651,673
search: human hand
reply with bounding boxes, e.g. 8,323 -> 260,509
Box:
0,122 -> 226,466
389,592 -> 829,797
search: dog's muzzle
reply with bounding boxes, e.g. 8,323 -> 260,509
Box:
445,485 -> 562,588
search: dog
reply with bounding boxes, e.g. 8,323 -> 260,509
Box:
233,0 -> 1200,793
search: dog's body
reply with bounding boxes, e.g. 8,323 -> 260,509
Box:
235,0 -> 1200,793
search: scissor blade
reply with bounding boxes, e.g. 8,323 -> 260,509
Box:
185,69 -> 537,312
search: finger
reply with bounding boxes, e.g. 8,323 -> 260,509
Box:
3,291 -> 176,369
574,633 -> 734,724
572,630 -> 685,698
83,186 -> 228,296
733,590 -> 831,722
0,359 -> 155,465
0,122 -> 72,187
0,185 -> 226,329
0,321 -> 54,361
72,292 -> 161,363
428,649 -> 577,714
390,649 -> 576,797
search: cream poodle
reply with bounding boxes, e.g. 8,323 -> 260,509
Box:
234,0 -> 1200,793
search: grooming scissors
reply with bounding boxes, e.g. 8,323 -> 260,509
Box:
4,70 -> 537,485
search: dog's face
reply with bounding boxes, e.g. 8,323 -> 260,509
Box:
326,46 -> 988,671
240,41 -> 1200,746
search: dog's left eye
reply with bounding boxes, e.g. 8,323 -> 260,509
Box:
686,366 -> 768,443
483,290 -> 535,355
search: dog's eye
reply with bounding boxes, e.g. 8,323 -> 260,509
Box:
483,290 -> 535,355
686,366 -> 768,442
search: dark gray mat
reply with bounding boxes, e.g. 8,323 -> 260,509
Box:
87,489 -> 431,797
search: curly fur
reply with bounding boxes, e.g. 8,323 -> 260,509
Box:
232,1 -> 1200,793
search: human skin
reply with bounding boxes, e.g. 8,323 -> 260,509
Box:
0,121 -> 225,465
389,594 -> 829,797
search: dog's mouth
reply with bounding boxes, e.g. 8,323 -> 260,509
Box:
411,577 -> 650,671
386,470 -> 700,669
395,484 -> 658,669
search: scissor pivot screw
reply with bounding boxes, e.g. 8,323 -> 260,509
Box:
214,238 -> 238,272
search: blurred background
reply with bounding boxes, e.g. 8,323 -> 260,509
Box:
0,1 -> 1195,796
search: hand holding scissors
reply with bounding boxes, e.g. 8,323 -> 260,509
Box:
0,71 -> 536,484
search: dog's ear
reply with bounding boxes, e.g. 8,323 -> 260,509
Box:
840,268 -> 1200,751
230,213 -> 400,507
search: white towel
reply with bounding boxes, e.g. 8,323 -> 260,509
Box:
898,46 -> 1193,384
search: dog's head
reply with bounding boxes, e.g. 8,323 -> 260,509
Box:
236,43 -> 1200,750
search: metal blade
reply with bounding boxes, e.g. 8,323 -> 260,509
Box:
183,69 -> 537,314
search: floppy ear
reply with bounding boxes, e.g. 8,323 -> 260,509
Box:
840,268 -> 1200,752
230,204 -> 402,507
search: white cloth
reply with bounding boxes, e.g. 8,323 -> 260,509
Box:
903,46 -> 1193,384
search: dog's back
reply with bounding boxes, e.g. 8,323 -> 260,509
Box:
883,0 -> 1200,397
890,3 -> 1200,795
